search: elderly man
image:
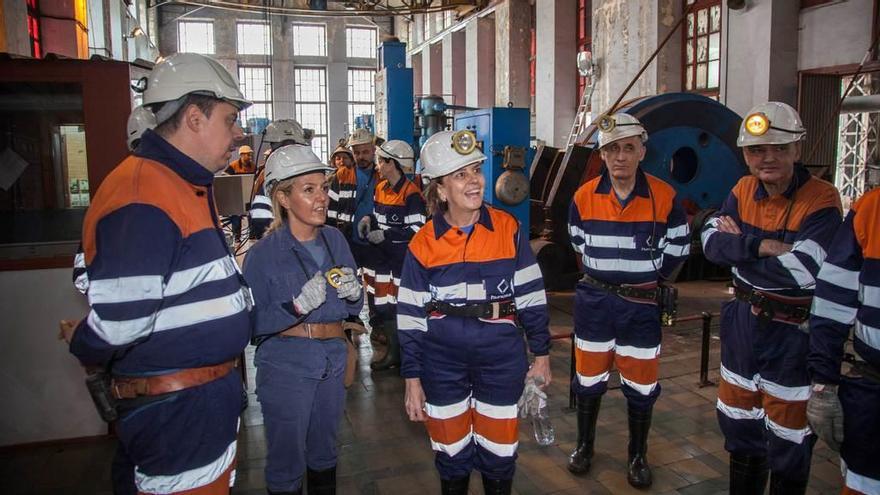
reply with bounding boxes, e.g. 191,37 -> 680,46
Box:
60,53 -> 253,494
567,112 -> 690,488
702,101 -> 842,494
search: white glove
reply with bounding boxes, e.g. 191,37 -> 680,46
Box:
357,216 -> 371,240
335,266 -> 362,302
293,272 -> 326,315
806,383 -> 844,452
517,376 -> 547,419
367,229 -> 385,245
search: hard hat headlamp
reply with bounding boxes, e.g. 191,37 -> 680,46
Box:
451,130 -> 477,155
597,114 -> 616,133
745,113 -> 770,136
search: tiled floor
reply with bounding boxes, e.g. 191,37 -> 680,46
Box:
0,281 -> 844,494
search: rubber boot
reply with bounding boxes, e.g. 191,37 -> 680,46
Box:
440,476 -> 470,495
370,319 -> 400,370
568,395 -> 602,474
729,454 -> 769,495
626,407 -> 653,488
306,466 -> 336,495
481,474 -> 512,495
768,472 -> 808,495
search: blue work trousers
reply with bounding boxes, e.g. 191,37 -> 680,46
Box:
255,336 -> 347,493
839,374 -> 880,493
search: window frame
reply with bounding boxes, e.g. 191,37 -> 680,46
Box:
681,0 -> 722,98
346,26 -> 378,59
292,23 -> 328,57
237,65 -> 274,131
177,19 -> 215,55
346,68 -> 376,132
293,66 -> 330,160
236,21 -> 272,56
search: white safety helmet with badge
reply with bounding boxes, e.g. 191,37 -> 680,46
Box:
126,105 -> 157,150
376,140 -> 416,174
348,128 -> 376,147
264,144 -> 334,192
596,112 -> 648,149
420,130 -> 487,179
737,101 -> 806,147
263,119 -> 308,145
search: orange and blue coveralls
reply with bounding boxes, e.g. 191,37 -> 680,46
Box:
397,205 -> 550,481
363,175 -> 426,318
69,129 -> 253,494
809,188 -> 880,494
568,168 -> 690,411
702,164 -> 841,482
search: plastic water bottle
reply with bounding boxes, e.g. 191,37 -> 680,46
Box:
532,396 -> 555,446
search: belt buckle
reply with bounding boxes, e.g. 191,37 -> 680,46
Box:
490,302 -> 500,319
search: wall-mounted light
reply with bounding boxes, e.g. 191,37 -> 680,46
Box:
124,26 -> 145,39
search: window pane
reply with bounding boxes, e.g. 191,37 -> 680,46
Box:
294,68 -> 327,102
686,13 -> 694,39
708,60 -> 720,89
292,24 -> 326,57
710,5 -> 721,32
709,33 -> 720,61
311,137 -> 328,163
295,103 -> 327,134
685,66 -> 693,90
347,69 -> 375,102
696,63 -> 708,89
697,36 -> 708,62
346,27 -> 377,59
686,42 -> 694,64
348,104 -> 375,131
179,21 -> 214,54
697,9 -> 708,36
239,66 -> 272,101
237,23 -> 271,56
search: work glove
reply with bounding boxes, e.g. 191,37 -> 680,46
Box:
517,376 -> 547,419
357,216 -> 371,240
335,266 -> 362,302
806,383 -> 844,452
292,272 -> 327,315
367,229 -> 385,245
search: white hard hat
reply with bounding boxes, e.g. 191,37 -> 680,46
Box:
596,112 -> 648,148
143,53 -> 251,110
420,130 -> 487,179
126,105 -> 157,150
377,140 -> 415,174
264,144 -> 334,191
737,101 -> 806,147
264,119 -> 307,144
348,128 -> 375,147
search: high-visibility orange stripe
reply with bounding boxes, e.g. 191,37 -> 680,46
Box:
762,395 -> 808,430
575,348 -> 614,377
425,409 -> 472,445
853,188 -> 880,258
734,175 -> 840,233
138,461 -> 235,495
371,279 -> 398,298
473,412 -> 518,445
409,207 -> 519,268
573,174 -> 677,223
717,380 -> 762,411
615,355 -> 659,386
842,485 -> 866,495
375,179 -> 420,206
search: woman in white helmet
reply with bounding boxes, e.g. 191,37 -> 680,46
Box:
242,145 -> 363,495
396,130 -> 552,494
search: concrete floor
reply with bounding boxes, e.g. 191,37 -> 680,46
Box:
0,281 -> 845,494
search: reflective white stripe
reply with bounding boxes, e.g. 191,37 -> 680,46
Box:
338,190 -> 355,198
663,243 -> 690,257
88,275 -> 164,305
374,295 -> 396,305
700,222 -> 719,246
765,417 -> 811,444
844,464 -> 880,494
374,273 -> 393,283
252,195 -> 271,207
716,398 -> 765,421
135,438 -> 236,493
792,239 -> 827,268
583,234 -> 635,249
74,272 -> 90,294
616,344 -> 661,360
405,213 -> 426,224
250,209 -> 274,219
855,320 -> 880,351
720,363 -> 759,392
513,263 -> 543,286
87,309 -> 155,345
515,291 -> 547,309
620,376 -> 658,396
862,284 -> 880,309
667,223 -> 690,239
811,296 -> 857,324
777,252 -> 816,289
576,371 -> 610,387
473,400 -> 516,420
759,379 -> 810,402
430,432 -> 472,457
398,287 -> 430,306
328,189 -> 339,201
374,212 -> 387,223
165,257 -> 239,297
409,225 -> 421,233
430,282 -> 488,301
74,251 -> 86,269
582,255 -> 659,273
575,337 -> 615,352
154,290 -> 251,333
817,262 -> 859,290
426,397 -> 471,420
326,210 -> 338,219
474,433 -> 517,457
398,314 -> 427,332
362,267 -> 376,277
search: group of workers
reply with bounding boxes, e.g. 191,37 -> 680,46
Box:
58,50 -> 878,495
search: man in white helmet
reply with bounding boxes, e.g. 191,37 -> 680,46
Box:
60,53 -> 254,495
566,112 -> 691,488
702,102 -> 842,494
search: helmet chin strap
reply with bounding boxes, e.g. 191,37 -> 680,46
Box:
154,96 -> 187,126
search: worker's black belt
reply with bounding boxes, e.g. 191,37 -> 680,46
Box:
733,286 -> 810,324
844,353 -> 880,384
580,273 -> 659,302
426,300 -> 517,319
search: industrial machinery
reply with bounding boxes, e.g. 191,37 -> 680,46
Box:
529,92 -> 748,289
375,41 -> 414,144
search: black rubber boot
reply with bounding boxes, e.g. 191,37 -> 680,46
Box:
481,474 -> 512,495
626,407 -> 653,488
768,472 -> 808,495
370,319 -> 400,371
729,454 -> 769,495
440,476 -> 470,495
568,395 -> 602,474
306,466 -> 336,495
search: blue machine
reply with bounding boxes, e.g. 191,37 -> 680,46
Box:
454,107 -> 531,227
375,41 -> 415,147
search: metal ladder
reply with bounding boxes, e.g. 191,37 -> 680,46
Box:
564,81 -> 596,149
